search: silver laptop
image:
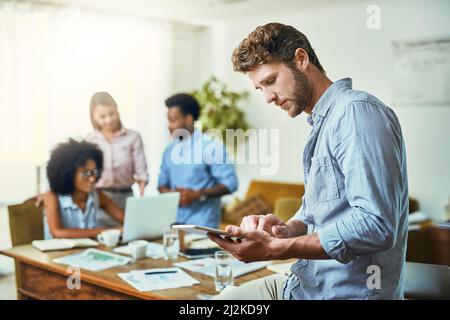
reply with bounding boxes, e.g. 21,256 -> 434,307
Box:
122,192 -> 180,243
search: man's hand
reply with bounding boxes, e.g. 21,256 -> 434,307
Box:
176,187 -> 202,207
209,224 -> 330,263
207,225 -> 284,263
241,214 -> 291,238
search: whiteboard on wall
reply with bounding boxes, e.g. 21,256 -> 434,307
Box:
392,37 -> 450,107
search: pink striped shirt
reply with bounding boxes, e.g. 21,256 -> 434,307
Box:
85,128 -> 148,188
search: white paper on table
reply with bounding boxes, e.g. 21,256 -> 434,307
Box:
118,267 -> 199,292
113,242 -> 165,259
32,238 -> 99,252
174,258 -> 271,278
53,248 -> 132,271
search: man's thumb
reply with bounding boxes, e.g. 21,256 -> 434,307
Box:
272,225 -> 289,238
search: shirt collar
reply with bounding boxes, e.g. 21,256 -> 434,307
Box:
94,127 -> 127,139
307,78 -> 352,126
115,127 -> 127,137
175,128 -> 201,144
192,129 -> 202,140
60,192 -> 95,211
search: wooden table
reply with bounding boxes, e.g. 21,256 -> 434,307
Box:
1,245 -> 274,300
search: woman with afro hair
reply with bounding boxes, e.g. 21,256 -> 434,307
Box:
43,139 -> 124,239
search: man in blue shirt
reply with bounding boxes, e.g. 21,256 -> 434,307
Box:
158,93 -> 238,228
210,23 -> 408,299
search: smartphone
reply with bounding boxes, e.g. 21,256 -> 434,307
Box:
171,224 -> 241,239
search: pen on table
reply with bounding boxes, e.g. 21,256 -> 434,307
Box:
144,270 -> 178,275
191,237 -> 208,242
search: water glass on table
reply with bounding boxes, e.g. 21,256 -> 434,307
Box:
214,250 -> 234,292
163,227 -> 180,260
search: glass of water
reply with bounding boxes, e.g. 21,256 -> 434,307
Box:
163,227 -> 180,260
214,250 -> 234,292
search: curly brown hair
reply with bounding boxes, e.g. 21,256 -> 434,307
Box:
231,23 -> 325,73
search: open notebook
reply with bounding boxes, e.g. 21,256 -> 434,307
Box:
32,238 -> 99,252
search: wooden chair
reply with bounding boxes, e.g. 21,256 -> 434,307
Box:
221,180 -> 304,228
244,180 -> 304,211
7,197 -> 44,299
274,197 -> 301,222
8,197 -> 44,246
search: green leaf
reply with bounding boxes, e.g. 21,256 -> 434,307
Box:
189,76 -> 251,150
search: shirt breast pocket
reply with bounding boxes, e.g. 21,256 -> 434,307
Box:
306,156 -> 340,202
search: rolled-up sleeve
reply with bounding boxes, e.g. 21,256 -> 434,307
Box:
317,101 -> 404,264
132,133 -> 148,182
291,195 -> 310,225
157,147 -> 171,188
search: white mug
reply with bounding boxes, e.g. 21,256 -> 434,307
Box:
97,229 -> 121,247
129,240 -> 148,260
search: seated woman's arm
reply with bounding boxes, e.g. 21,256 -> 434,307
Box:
98,190 -> 125,224
44,191 -> 106,239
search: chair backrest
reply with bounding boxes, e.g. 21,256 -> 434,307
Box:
8,198 -> 44,246
245,180 -> 304,211
274,197 -> 302,222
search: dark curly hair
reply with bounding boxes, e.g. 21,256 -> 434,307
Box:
232,22 -> 325,73
46,139 -> 104,195
164,93 -> 200,121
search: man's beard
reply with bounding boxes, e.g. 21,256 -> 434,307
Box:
288,64 -> 312,117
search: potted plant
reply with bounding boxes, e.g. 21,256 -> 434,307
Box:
190,76 -> 250,145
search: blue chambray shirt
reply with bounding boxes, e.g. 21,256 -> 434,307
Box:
158,129 -> 238,228
44,191 -> 99,239
283,78 -> 409,300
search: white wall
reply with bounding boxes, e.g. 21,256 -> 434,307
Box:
195,0 -> 450,220
0,9 -> 207,203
